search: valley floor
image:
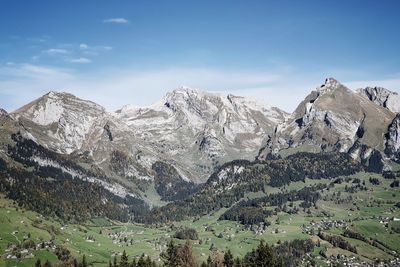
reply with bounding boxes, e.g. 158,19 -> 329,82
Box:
0,172 -> 399,266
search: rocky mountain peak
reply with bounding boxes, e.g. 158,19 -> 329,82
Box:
315,77 -> 354,97
10,91 -> 112,154
0,108 -> 7,116
46,90 -> 74,98
13,91 -> 105,126
357,86 -> 400,113
162,86 -> 220,114
164,86 -> 203,101
318,77 -> 340,91
258,78 -> 395,161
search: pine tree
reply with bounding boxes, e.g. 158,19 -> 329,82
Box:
145,256 -> 153,267
233,257 -> 242,267
43,259 -> 52,267
114,256 -> 118,267
120,250 -> 129,267
261,241 -> 277,267
161,240 -> 179,267
223,250 -> 234,267
109,259 -> 113,267
35,259 -> 42,267
131,258 -> 137,267
206,255 -> 212,266
137,254 -> 146,267
82,254 -> 88,267
245,240 -> 277,267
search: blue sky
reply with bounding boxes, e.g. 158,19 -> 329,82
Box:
0,0 -> 399,112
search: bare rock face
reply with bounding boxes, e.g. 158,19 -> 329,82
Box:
0,108 -> 7,116
115,87 -> 288,181
11,91 -> 110,154
357,86 -> 400,113
385,114 -> 400,162
258,78 -> 396,162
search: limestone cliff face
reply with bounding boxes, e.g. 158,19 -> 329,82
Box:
385,114 -> 400,162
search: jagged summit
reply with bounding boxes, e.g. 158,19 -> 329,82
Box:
317,77 -> 340,91
172,85 -> 199,93
357,86 -> 400,113
314,77 -> 355,97
46,90 -> 74,97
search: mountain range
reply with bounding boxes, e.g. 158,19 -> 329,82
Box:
0,77 -> 399,208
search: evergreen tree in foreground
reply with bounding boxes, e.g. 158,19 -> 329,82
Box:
161,240 -> 180,267
223,250 -> 234,267
81,254 -> 87,267
120,250 -> 129,267
243,240 -> 282,267
43,259 -> 53,267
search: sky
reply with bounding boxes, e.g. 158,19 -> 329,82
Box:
0,0 -> 399,112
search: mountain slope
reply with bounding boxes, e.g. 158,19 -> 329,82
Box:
139,152 -> 362,223
356,86 -> 400,163
258,78 -> 396,163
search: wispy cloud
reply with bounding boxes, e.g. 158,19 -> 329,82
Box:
0,63 -> 73,81
43,48 -> 69,55
79,44 -> 112,54
27,35 -> 51,43
33,43 -> 111,63
0,63 -> 75,112
68,57 -> 92,64
103,18 -> 129,24
79,43 -> 89,49
101,46 -> 112,51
